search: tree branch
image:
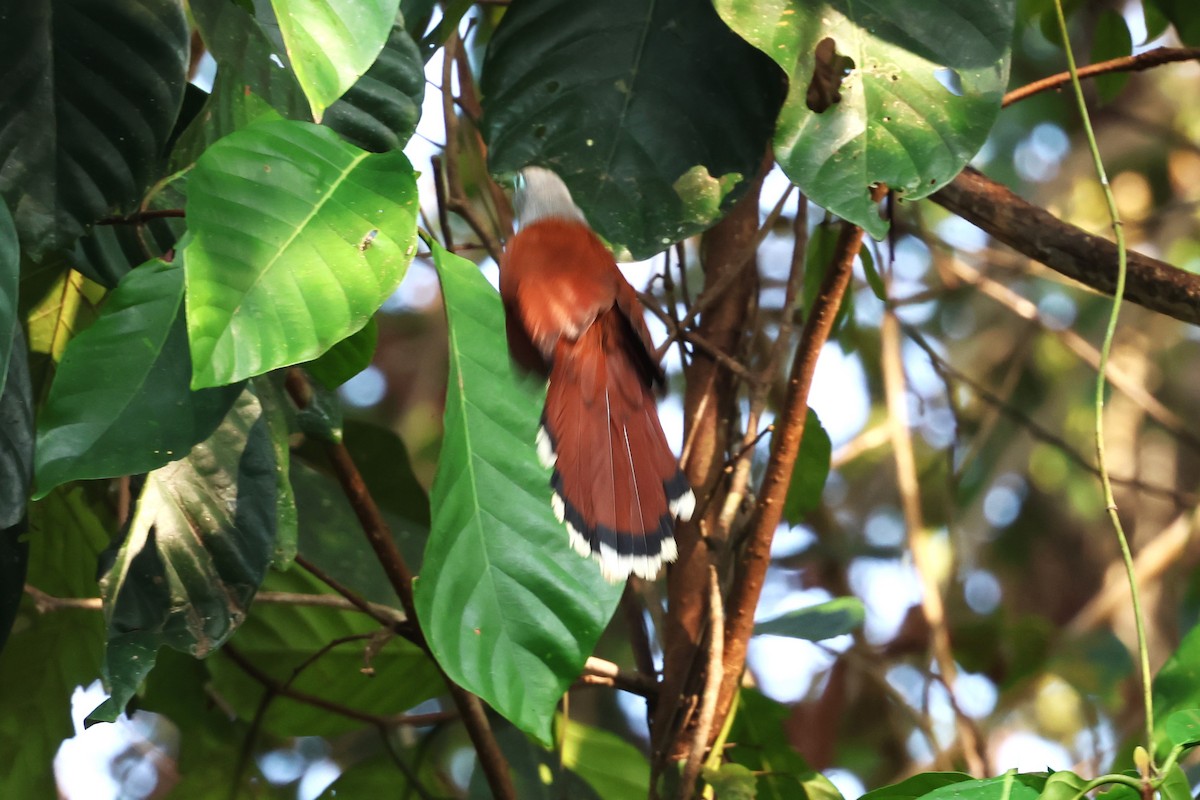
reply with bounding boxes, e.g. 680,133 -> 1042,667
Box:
1002,46 -> 1200,108
932,167 -> 1200,326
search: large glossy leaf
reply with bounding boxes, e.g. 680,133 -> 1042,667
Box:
716,0 -> 1014,239
184,119 -> 419,387
754,596 -> 865,641
0,200 -> 16,394
89,390 -> 278,723
0,0 -> 188,259
482,0 -> 785,260
321,16 -> 426,152
1153,620 -> 1200,752
0,327 -> 32,528
415,243 -> 624,743
0,488 -> 108,799
467,718 -> 602,800
728,689 -> 845,800
560,716 -> 650,799
272,0 -> 399,122
35,259 -> 243,497
206,566 -> 442,737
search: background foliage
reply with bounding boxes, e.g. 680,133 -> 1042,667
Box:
3,0 -> 1200,798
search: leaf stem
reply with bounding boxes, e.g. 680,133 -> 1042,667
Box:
1051,0 -> 1152,762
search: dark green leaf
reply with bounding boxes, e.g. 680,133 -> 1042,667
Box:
296,381 -> 345,444
318,753 -> 421,798
560,716 -> 650,799
306,318 -> 379,389
89,389 -> 278,723
861,246 -> 887,302
860,773 -> 973,800
717,0 -> 1014,238
323,17 -> 426,152
0,326 -> 32,528
252,375 -> 299,566
0,0 -> 189,259
415,242 -> 623,743
206,566 -> 441,737
482,0 -> 785,259
24,267 -> 107,395
704,763 -> 758,800
0,488 -> 108,798
802,222 -> 853,337
1091,11 -> 1133,103
1153,620 -> 1200,751
782,408 -> 832,524
35,259 -> 243,497
271,0 -> 400,121
728,689 -> 845,800
184,119 -> 419,387
1141,1 -> 1172,42
0,200 -> 16,394
468,718 -> 603,800
1147,0 -> 1200,45
755,596 -> 865,641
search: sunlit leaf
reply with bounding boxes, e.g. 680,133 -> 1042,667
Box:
754,596 -> 865,641
184,119 -> 418,387
415,242 -> 623,743
89,390 -> 278,723
0,0 -> 188,258
271,0 -> 400,122
35,259 -> 242,497
716,0 -> 1014,238
482,0 -> 785,259
467,718 -> 602,799
560,715 -> 650,799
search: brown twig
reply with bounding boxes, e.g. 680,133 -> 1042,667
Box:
283,369 -> 516,800
292,553 -> 410,631
578,656 -> 659,698
932,167 -> 1200,326
1002,46 -> 1200,107
712,192 -> 880,745
95,209 -> 185,225
678,567 -> 724,799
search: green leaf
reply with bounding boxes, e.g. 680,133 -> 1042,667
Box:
206,566 -> 441,737
184,119 -> 419,387
25,267 -> 107,395
89,389 -> 278,723
860,773 -> 973,800
271,0 -> 400,122
921,775 -> 1045,800
482,0 -> 785,260
0,0 -> 189,259
252,375 -> 300,566
861,246 -> 886,301
1159,764 -> 1190,800
1037,771 -> 1088,800
560,716 -> 650,799
704,763 -> 758,800
415,242 -> 624,743
1164,708 -> 1200,747
0,326 -> 32,529
306,318 -> 379,389
323,15 -> 426,152
1091,11 -> 1133,103
1147,0 -> 1200,46
35,259 -> 243,497
801,222 -> 853,337
782,408 -> 832,524
728,689 -> 844,800
468,718 -> 603,800
755,596 -> 865,641
0,488 -> 108,799
716,0 -> 1015,239
1153,620 -> 1200,750
0,200 -> 16,395
318,753 -> 422,798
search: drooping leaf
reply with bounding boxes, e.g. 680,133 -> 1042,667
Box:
782,408 -> 832,524
0,0 -> 189,259
415,242 -> 624,743
482,0 -> 785,259
251,375 -> 299,566
306,318 -> 379,389
0,488 -> 108,799
271,0 -> 400,122
89,390 -> 278,723
35,259 -> 243,497
184,119 -> 419,388
716,0 -> 1015,239
0,200 -> 16,394
560,716 -> 650,799
0,327 -> 32,528
205,566 -> 441,737
1089,11 -> 1133,103
728,689 -> 845,800
755,596 -> 865,641
322,16 -> 426,152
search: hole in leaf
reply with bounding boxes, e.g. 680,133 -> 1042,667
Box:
806,37 -> 855,113
933,67 -> 964,97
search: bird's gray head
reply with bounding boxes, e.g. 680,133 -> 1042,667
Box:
513,166 -> 586,227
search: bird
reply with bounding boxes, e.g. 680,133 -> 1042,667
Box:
499,166 -> 695,582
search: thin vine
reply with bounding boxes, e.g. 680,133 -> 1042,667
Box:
1051,0 -> 1153,766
